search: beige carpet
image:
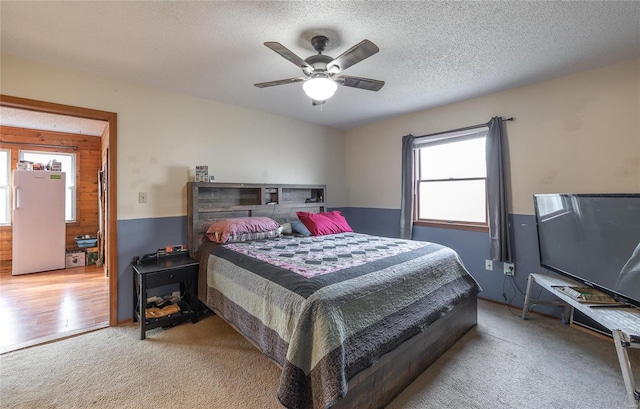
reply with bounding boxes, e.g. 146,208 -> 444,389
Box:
1,300 -> 637,409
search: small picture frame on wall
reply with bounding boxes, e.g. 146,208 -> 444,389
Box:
209,175 -> 215,183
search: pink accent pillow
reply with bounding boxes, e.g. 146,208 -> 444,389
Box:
296,211 -> 353,236
206,217 -> 281,243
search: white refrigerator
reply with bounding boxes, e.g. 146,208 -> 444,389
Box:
12,170 -> 66,275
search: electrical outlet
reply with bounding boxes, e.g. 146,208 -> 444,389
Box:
138,192 -> 147,203
485,260 -> 493,271
504,262 -> 515,276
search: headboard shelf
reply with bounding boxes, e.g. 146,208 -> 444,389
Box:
187,182 -> 326,256
196,203 -> 325,212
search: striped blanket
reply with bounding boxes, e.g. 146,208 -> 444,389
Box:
204,232 -> 480,409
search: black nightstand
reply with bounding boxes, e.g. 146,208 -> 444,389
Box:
132,256 -> 200,340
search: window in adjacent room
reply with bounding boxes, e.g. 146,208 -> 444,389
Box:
0,149 -> 9,225
19,151 -> 76,222
414,128 -> 489,231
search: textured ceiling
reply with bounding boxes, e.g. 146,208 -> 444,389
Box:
0,107 -> 107,137
1,1 -> 639,131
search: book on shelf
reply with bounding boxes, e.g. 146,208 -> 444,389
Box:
556,286 -> 620,304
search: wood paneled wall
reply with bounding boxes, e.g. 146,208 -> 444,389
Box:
0,126 -> 101,262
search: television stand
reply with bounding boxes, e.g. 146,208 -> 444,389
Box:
522,273 -> 640,409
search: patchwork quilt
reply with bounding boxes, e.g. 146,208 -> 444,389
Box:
204,232 -> 480,409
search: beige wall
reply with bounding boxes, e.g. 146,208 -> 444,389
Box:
344,58 -> 640,215
3,55 -> 638,218
0,55 -> 347,219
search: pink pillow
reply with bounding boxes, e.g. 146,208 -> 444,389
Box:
206,217 -> 280,243
296,211 -> 353,236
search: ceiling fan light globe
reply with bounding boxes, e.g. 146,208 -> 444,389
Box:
303,77 -> 337,101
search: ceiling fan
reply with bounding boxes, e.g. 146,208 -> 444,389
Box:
254,35 -> 385,105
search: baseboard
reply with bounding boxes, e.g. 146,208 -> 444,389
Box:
478,296 -> 616,343
479,296 -> 566,321
118,318 -> 134,326
570,323 -> 614,343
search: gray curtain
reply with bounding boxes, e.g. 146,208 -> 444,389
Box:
400,134 -> 416,239
486,117 -> 512,262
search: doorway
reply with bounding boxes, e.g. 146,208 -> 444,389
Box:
0,264 -> 109,353
0,95 -> 117,350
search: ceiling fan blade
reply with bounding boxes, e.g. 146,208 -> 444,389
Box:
327,40 -> 379,72
311,99 -> 326,106
336,75 -> 385,91
254,77 -> 306,88
264,42 -> 312,72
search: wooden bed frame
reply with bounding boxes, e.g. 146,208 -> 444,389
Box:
187,182 -> 478,409
187,182 -> 327,258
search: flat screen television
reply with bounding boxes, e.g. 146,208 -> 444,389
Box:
533,193 -> 640,308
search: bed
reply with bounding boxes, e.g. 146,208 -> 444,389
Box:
188,182 -> 480,409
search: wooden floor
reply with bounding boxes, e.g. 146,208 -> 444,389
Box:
0,261 -> 109,354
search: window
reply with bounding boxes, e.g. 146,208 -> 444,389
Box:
20,151 -> 76,222
0,149 -> 9,225
536,195 -> 566,218
414,128 -> 488,230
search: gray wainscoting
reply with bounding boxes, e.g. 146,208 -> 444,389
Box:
117,216 -> 188,321
114,211 -> 562,321
343,208 -> 562,316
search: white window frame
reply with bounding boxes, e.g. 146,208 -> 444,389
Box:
19,150 -> 76,222
413,127 -> 489,231
0,149 -> 10,226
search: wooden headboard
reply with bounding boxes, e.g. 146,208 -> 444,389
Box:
187,182 -> 326,257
